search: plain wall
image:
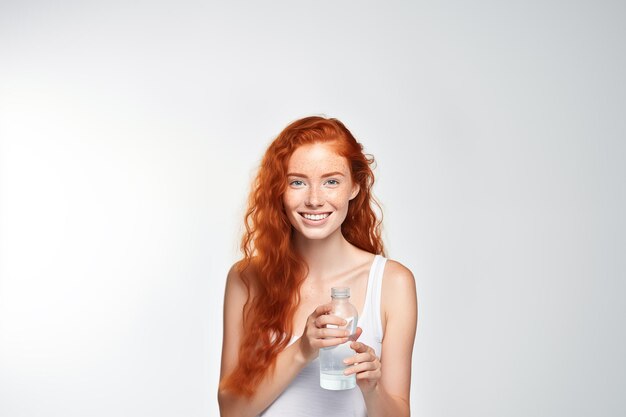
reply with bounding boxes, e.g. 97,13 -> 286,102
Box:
1,1 -> 625,416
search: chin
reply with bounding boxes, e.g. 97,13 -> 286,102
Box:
295,224 -> 343,241
300,232 -> 333,240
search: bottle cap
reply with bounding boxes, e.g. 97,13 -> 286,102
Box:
331,287 -> 350,298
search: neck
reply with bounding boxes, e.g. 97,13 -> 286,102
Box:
293,229 -> 355,281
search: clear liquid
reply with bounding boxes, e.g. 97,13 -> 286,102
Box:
320,294 -> 358,391
320,369 -> 356,390
319,340 -> 356,390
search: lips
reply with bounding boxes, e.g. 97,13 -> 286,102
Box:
300,212 -> 331,221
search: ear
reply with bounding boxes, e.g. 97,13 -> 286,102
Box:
349,183 -> 360,201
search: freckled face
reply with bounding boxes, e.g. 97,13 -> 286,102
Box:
283,143 -> 359,241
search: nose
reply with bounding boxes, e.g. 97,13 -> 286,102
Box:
305,185 -> 325,207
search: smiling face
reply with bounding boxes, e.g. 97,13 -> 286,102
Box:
283,142 -> 360,242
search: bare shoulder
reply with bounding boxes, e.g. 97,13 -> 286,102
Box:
225,259 -> 257,297
383,259 -> 416,292
381,259 -> 418,328
226,261 -> 243,284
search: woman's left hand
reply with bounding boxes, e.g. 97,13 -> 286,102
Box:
343,327 -> 382,394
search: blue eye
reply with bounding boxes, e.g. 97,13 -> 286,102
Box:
326,179 -> 339,186
290,180 -> 305,187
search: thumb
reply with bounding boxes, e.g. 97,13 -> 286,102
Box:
349,326 -> 363,342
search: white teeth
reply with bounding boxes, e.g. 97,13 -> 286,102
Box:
302,213 -> 330,221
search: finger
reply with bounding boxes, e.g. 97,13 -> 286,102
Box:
344,361 -> 380,376
349,341 -> 371,353
355,370 -> 382,380
314,314 -> 348,328
343,351 -> 377,366
349,326 -> 363,342
318,336 -> 350,348
312,304 -> 333,317
315,327 -> 350,339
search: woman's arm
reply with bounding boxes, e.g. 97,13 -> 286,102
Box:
218,265 -> 350,417
344,260 -> 418,417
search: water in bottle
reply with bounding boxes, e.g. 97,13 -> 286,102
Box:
319,287 -> 358,390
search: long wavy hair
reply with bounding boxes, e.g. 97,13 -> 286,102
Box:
220,116 -> 385,397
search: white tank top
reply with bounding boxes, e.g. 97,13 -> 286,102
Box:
258,255 -> 387,417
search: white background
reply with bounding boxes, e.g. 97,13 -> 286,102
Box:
1,1 -> 625,416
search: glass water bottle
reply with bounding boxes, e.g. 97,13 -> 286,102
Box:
319,287 -> 359,390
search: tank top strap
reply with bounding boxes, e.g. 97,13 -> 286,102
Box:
364,254 -> 387,343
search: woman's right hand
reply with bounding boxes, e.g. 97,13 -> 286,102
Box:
297,304 -> 351,363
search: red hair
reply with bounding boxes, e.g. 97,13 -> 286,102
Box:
220,116 -> 385,396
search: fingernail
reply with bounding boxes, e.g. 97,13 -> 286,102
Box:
343,359 -> 349,364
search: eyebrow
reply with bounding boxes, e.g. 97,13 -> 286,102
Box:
286,171 -> 346,178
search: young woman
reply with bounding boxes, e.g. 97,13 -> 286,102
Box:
218,116 -> 418,417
